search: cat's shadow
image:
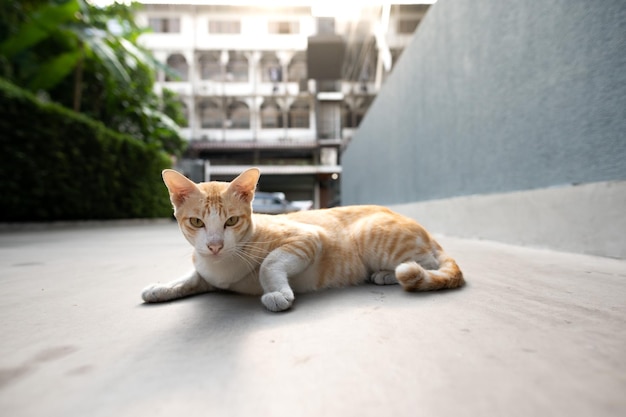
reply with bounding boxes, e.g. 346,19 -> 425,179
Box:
138,282 -> 465,332
132,283 -> 467,387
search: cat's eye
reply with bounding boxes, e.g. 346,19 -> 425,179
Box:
225,216 -> 239,227
189,217 -> 204,228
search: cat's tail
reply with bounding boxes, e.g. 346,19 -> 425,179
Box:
395,248 -> 464,291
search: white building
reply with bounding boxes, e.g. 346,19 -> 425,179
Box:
135,1 -> 431,207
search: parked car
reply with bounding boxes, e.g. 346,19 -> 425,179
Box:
291,200 -> 313,211
252,192 -> 300,214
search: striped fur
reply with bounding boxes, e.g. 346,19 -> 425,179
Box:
141,168 -> 464,311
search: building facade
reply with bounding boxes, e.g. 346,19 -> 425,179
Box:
136,1 -> 430,207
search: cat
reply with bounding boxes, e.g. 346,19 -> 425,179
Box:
141,168 -> 464,311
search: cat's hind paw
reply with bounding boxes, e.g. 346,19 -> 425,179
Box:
370,270 -> 398,285
261,291 -> 294,312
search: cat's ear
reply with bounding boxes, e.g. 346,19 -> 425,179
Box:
228,168 -> 260,203
162,169 -> 199,206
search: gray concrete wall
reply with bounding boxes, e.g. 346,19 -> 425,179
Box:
391,181 -> 626,259
342,0 -> 626,205
341,0 -> 626,257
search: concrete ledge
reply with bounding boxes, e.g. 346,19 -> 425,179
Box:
390,181 -> 626,259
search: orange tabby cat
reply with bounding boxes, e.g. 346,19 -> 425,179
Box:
141,168 -> 464,311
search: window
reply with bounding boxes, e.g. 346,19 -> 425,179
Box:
260,53 -> 281,82
227,101 -> 250,129
288,100 -> 310,128
199,100 -> 224,129
287,52 -> 306,84
149,17 -> 181,33
198,52 -> 221,81
397,19 -> 420,34
260,100 -> 284,128
166,54 -> 188,81
268,20 -> 299,34
225,51 -> 248,82
209,20 -> 241,34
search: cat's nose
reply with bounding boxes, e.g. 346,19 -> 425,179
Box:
208,242 -> 223,254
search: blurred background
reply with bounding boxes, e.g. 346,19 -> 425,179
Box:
1,0 -> 624,258
133,0 -> 433,209
0,0 -> 432,219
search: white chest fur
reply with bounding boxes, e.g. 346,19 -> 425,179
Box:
193,251 -> 257,292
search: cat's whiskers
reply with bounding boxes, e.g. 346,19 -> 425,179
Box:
234,246 -> 267,264
236,246 -> 269,259
235,240 -> 273,255
229,248 -> 262,275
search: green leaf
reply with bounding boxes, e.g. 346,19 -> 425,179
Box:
117,38 -> 177,79
141,105 -> 181,134
28,51 -> 82,90
85,35 -> 132,85
0,0 -> 81,57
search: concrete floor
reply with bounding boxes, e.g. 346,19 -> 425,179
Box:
0,221 -> 624,417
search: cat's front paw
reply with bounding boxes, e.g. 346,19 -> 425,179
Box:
141,284 -> 171,303
261,291 -> 294,312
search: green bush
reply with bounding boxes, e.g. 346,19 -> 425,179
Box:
0,78 -> 173,221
